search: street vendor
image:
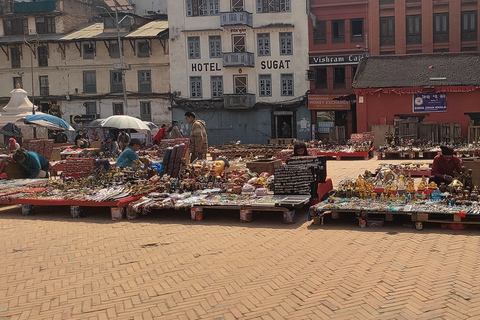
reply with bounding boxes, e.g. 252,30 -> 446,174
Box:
289,141 -> 310,157
100,133 -> 120,156
8,138 -> 20,152
74,130 -> 90,149
429,145 -> 463,185
12,149 -> 49,179
116,138 -> 141,169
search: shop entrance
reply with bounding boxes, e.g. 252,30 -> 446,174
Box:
273,111 -> 294,139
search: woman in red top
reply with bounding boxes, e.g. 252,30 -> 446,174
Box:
153,124 -> 167,145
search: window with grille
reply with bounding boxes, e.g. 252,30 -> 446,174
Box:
281,74 -> 293,96
406,15 -> 422,45
138,70 -> 152,93
13,77 -> 22,89
434,13 -> 449,43
113,103 -> 124,115
138,41 -> 150,58
256,0 -> 290,13
3,19 -> 27,36
83,71 -> 97,94
186,0 -> 219,16
36,17 -> 55,34
332,20 -> 345,44
188,36 -> 201,59
233,35 -> 245,53
257,33 -> 270,56
333,67 -> 346,89
11,47 -> 20,69
259,74 -> 271,97
232,0 -> 244,11
315,68 -> 327,90
190,76 -> 202,98
83,43 -> 95,59
380,16 -> 395,46
313,21 -> 326,45
109,41 -> 120,58
39,76 -> 49,96
140,101 -> 152,121
351,19 -> 364,43
234,75 -> 247,94
209,35 -> 222,58
110,71 -> 123,93
279,32 -> 292,55
38,46 -> 48,67
462,11 -> 477,42
85,102 -> 96,115
211,76 -> 223,97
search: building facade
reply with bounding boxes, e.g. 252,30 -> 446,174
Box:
369,0 -> 480,55
0,0 -> 171,128
308,0 -> 368,140
167,0 -> 310,145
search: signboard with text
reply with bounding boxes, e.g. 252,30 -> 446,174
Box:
413,93 -> 447,113
309,54 -> 362,66
308,95 -> 350,110
70,114 -> 96,124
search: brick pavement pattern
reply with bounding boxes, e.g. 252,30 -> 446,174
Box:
2,158 -> 480,319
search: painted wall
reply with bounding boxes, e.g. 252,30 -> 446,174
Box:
356,90 -> 480,139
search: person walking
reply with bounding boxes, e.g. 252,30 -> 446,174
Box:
185,111 -> 208,162
166,121 -> 184,139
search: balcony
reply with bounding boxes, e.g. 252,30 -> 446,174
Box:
224,94 -> 256,109
14,0 -> 56,13
220,11 -> 252,27
223,52 -> 254,68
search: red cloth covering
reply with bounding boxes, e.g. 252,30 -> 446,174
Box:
318,178 -> 333,200
431,154 -> 462,179
153,128 -> 165,145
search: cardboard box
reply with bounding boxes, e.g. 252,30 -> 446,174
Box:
50,148 -> 61,161
246,159 -> 282,175
90,141 -> 101,148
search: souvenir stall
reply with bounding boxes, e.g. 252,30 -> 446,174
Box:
377,162 -> 432,177
208,142 -> 285,160
310,167 -> 480,229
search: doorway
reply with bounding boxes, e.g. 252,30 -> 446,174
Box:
274,111 -> 294,139
113,102 -> 124,115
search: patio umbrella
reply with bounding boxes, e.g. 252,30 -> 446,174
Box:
85,118 -> 105,128
25,114 -> 74,131
0,123 -> 23,137
101,115 -> 151,132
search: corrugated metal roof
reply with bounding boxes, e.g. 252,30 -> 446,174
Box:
60,23 -> 105,40
126,20 -> 168,38
104,0 -> 133,11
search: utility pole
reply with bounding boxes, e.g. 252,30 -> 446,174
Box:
114,0 -> 128,115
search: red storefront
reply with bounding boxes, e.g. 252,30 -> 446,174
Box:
353,53 -> 480,140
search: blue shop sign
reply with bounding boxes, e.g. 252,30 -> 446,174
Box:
413,93 -> 447,113
317,121 -> 334,133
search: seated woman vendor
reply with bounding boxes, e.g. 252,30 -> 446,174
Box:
289,141 -> 309,157
116,139 -> 141,169
13,149 -> 50,179
429,145 -> 463,185
208,157 -> 230,178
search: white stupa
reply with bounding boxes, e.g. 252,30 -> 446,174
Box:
1,84 -> 39,121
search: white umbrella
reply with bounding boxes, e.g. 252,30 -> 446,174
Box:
101,115 -> 151,132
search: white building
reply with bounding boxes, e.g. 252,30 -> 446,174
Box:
167,0 -> 311,145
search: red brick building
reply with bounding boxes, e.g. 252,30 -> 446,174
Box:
308,0 -> 368,140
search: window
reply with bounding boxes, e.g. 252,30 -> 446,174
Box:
380,16 -> 395,46
138,70 -> 152,93
85,102 -> 96,115
38,46 -> 48,67
109,41 -> 120,58
234,75 -> 247,94
140,101 -> 152,121
315,67 -> 327,89
188,36 -> 201,59
279,32 -> 293,55
13,77 -> 22,89
232,0 -> 244,11
259,74 -> 271,97
313,20 -> 326,45
209,35 -> 222,58
211,76 -> 223,97
281,74 -> 293,96
186,0 -> 219,16
257,33 -> 270,56
83,43 -> 95,59
190,76 -> 202,98
379,0 -> 394,4
332,20 -> 345,44
3,19 -> 27,36
351,19 -> 364,43
333,67 -> 345,89
434,13 -> 449,43
138,41 -> 150,58
351,66 -> 358,81
83,71 -> 97,94
36,17 -> 55,34
256,0 -> 291,13
406,15 -> 422,45
110,71 -> 123,93
233,35 -> 245,53
11,47 -> 20,69
113,103 -> 124,115
39,76 -> 49,96
462,11 -> 477,42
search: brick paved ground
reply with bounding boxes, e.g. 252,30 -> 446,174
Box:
2,157 -> 480,320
